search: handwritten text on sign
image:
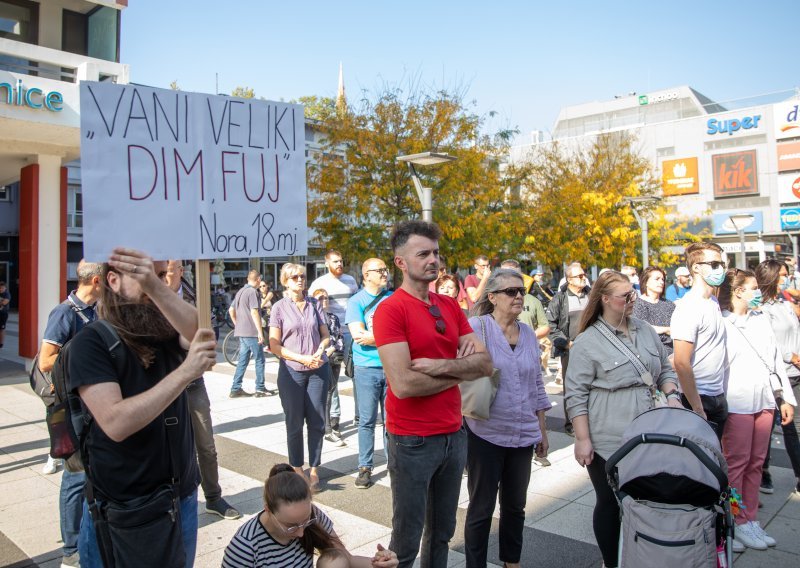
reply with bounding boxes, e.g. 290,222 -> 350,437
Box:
79,82 -> 308,261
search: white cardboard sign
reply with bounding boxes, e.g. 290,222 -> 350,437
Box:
79,81 -> 307,261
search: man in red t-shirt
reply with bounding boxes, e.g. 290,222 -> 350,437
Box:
464,254 -> 492,305
374,221 -> 493,568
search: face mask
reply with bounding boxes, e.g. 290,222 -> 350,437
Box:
746,289 -> 763,309
781,277 -> 790,291
703,267 -> 725,287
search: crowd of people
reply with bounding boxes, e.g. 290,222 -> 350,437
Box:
30,222 -> 800,568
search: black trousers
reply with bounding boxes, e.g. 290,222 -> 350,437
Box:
681,392 -> 728,441
586,454 -> 620,568
561,353 -> 571,429
464,425 -> 533,567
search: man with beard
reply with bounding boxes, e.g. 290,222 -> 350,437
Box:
69,248 -> 217,567
373,221 -> 493,568
165,260 -> 241,520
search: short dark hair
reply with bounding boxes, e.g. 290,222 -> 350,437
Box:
390,220 -> 442,252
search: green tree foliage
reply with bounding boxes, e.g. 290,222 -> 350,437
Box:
231,86 -> 255,99
293,95 -> 337,121
306,86 -> 522,270
510,132 -> 698,269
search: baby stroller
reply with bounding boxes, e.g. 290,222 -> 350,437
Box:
605,407 -> 733,568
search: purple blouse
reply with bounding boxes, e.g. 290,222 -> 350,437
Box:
466,315 -> 551,448
269,297 -> 328,371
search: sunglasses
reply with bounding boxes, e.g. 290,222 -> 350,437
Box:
696,261 -> 727,270
289,274 -> 306,281
610,291 -> 638,303
569,273 -> 586,279
428,304 -> 446,334
492,287 -> 526,298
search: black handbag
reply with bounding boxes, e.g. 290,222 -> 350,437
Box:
86,414 -> 186,568
343,290 -> 388,378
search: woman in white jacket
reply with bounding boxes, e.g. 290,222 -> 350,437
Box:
718,268 -> 796,552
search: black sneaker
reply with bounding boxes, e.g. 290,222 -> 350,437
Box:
229,389 -> 253,398
760,470 -> 774,494
355,467 -> 373,489
205,497 -> 242,520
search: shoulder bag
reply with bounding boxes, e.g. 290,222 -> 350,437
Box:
344,290 -> 387,378
592,320 -> 667,408
460,315 -> 501,421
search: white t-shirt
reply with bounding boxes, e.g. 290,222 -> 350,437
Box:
308,272 -> 358,323
670,289 -> 727,396
722,310 -> 797,414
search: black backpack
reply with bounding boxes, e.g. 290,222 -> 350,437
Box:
30,300 -> 92,406
45,320 -> 127,462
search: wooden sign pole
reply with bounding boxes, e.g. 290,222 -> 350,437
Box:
195,260 -> 212,329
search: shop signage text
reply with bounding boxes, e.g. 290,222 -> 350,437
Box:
713,150 -> 758,197
661,157 -> 699,196
777,141 -> 800,173
781,207 -> 800,231
707,115 -> 761,136
0,79 -> 63,111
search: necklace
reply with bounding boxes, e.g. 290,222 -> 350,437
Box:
491,313 -> 519,343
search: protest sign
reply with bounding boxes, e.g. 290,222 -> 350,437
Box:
79,81 -> 307,261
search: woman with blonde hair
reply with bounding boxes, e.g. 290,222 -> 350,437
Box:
269,263 -> 331,490
566,270 -> 682,567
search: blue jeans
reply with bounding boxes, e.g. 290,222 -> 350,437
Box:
388,427 -> 467,568
79,489 -> 198,568
278,361 -> 330,467
60,469 -> 86,556
230,336 -> 265,392
355,366 -> 387,469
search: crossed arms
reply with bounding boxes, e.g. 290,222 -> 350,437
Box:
377,332 -> 494,399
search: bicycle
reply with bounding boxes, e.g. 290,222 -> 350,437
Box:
222,329 -> 240,366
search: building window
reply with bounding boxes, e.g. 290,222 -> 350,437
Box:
67,185 -> 82,229
0,237 -> 9,252
0,186 -> 10,201
0,0 -> 38,44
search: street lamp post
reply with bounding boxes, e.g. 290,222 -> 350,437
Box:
396,152 -> 457,222
623,196 -> 662,268
728,214 -> 755,269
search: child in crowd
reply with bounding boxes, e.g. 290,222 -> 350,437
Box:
317,548 -> 350,568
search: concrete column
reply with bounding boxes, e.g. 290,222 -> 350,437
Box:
18,155 -> 66,360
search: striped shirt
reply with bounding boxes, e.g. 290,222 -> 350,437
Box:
222,506 -> 334,568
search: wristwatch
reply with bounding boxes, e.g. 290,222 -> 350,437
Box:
665,391 -> 681,401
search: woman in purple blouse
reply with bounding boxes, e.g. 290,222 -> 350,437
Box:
464,268 -> 551,568
269,263 -> 331,490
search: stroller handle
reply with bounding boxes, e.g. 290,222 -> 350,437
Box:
605,433 -> 728,491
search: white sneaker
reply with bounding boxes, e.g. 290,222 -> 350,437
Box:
324,432 -> 346,447
42,456 -> 60,475
734,521 -> 767,550
750,521 -> 776,547
731,538 -> 745,553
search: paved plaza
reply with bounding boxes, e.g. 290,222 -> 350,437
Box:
1,314 -> 799,567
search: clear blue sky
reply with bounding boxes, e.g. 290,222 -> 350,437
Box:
121,1 -> 799,142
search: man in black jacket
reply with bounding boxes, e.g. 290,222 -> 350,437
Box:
546,262 -> 590,436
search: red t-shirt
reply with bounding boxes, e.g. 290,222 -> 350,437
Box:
373,288 -> 473,436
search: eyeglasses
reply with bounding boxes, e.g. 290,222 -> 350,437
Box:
610,291 -> 638,303
569,273 -> 586,280
492,287 -> 526,298
428,304 -> 447,334
272,512 -> 317,534
696,261 -> 727,271
367,268 -> 389,275
289,274 -> 306,281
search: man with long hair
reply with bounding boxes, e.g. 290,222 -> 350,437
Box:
69,248 -> 217,567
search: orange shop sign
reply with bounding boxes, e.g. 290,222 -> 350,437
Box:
713,150 -> 758,198
661,157 -> 699,196
778,141 -> 800,173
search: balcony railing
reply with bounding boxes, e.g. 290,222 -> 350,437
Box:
0,38 -> 129,84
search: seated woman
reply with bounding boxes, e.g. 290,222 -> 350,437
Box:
223,464 -> 398,568
632,266 -> 676,355
566,270 -> 682,568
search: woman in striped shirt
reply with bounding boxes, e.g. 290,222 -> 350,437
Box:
223,464 -> 398,567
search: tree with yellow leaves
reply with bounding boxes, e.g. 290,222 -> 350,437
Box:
510,132 -> 698,269
306,86 -> 523,272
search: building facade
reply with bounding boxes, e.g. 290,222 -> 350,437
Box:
510,85 -> 800,268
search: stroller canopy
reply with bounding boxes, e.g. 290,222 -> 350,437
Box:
615,407 -> 727,494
